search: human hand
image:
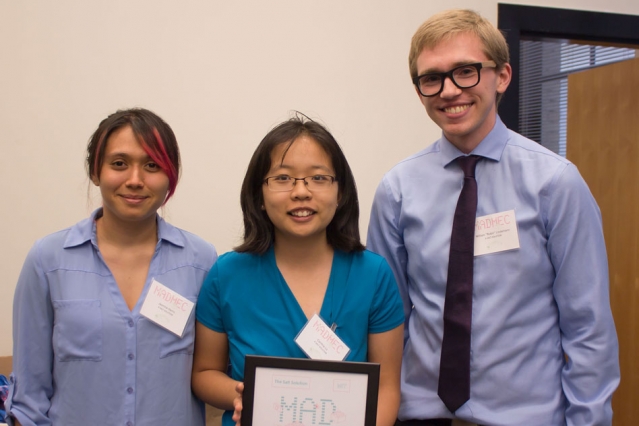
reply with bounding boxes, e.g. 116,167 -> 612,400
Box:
232,382 -> 244,426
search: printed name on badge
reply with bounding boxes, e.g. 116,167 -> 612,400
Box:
474,209 -> 520,256
140,279 -> 194,337
294,314 -> 351,361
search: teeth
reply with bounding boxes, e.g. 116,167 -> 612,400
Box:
291,210 -> 313,217
444,105 -> 470,114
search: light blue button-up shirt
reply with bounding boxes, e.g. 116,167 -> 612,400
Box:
7,209 -> 217,426
367,117 -> 619,425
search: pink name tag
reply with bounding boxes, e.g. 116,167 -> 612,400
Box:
295,314 -> 350,361
140,279 -> 194,337
474,209 -> 521,256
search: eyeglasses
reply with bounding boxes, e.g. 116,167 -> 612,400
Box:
263,174 -> 336,192
412,61 -> 497,97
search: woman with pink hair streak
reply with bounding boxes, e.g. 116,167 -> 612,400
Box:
6,108 -> 217,426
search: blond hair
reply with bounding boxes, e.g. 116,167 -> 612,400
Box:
409,9 -> 510,102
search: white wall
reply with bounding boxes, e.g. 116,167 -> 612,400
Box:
1,0 -> 638,356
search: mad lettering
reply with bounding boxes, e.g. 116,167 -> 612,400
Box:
274,396 -> 344,425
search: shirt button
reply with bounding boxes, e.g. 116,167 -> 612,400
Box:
128,353 -> 134,360
126,422 -> 133,426
128,320 -> 134,327
127,387 -> 133,394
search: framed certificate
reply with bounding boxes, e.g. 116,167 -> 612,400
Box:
242,355 -> 380,426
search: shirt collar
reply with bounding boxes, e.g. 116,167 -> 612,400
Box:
440,115 -> 509,167
63,208 -> 185,249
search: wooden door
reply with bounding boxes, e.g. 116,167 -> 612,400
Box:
567,56 -> 639,426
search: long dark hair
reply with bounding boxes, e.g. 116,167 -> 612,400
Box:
235,114 -> 364,254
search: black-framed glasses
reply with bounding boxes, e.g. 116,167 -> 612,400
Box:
263,174 -> 336,192
412,61 -> 497,97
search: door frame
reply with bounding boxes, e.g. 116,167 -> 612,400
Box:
497,4 -> 639,133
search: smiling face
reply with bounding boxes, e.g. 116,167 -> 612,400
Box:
92,125 -> 169,227
262,135 -> 339,246
415,32 -> 511,153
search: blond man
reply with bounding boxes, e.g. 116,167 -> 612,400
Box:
368,9 -> 619,426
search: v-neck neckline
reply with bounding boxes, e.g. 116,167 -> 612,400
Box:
267,246 -> 339,325
91,219 -> 161,317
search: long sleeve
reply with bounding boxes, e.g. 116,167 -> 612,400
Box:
7,241 -> 54,426
545,164 -> 620,425
367,177 -> 412,338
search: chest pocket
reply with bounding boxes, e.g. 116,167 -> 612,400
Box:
157,296 -> 197,358
52,299 -> 103,361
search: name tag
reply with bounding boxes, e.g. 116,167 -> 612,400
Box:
474,209 -> 520,256
295,314 -> 350,361
140,279 -> 194,337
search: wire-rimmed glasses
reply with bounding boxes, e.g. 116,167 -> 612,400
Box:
263,174 -> 336,192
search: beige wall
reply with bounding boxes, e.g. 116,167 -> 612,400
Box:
1,0 -> 638,356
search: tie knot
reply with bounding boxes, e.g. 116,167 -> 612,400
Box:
457,155 -> 480,178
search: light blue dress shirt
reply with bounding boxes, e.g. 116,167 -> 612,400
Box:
7,209 -> 217,426
367,117 -> 619,426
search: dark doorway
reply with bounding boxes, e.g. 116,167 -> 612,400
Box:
497,4 -> 639,132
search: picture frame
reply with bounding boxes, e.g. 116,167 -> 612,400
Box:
242,355 -> 380,426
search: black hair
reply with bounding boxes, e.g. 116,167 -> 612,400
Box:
235,114 -> 364,254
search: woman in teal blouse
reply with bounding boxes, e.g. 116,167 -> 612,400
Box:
192,115 -> 404,426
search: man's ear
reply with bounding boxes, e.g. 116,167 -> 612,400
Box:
496,63 -> 513,95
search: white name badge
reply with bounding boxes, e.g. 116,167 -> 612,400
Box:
294,314 -> 350,361
474,209 -> 521,256
140,279 -> 195,337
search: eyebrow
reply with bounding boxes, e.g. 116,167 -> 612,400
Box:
104,152 -> 152,161
419,61 -> 480,75
271,164 -> 334,173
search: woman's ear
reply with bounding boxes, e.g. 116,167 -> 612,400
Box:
91,175 -> 100,186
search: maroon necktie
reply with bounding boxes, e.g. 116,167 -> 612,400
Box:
438,155 -> 480,412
